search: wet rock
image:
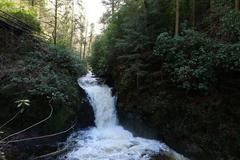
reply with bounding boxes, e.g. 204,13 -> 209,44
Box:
76,88 -> 95,128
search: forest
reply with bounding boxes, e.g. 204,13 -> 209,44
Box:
0,0 -> 240,160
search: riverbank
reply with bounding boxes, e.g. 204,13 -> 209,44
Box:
0,24 -> 90,158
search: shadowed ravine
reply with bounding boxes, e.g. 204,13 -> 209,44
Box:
59,73 -> 188,160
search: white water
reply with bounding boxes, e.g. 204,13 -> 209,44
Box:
60,73 -> 188,160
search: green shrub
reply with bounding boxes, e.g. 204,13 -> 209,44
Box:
154,30 -> 217,91
0,41 -> 87,131
1,44 -> 86,105
219,10 -> 240,43
216,43 -> 240,72
154,30 -> 240,92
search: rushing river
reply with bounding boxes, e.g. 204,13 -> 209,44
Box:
59,73 -> 188,160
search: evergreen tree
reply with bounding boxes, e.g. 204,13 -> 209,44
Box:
101,0 -> 124,24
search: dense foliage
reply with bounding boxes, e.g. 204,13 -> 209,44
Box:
154,30 -> 240,92
219,10 -> 240,42
1,44 -> 86,104
90,0 -> 240,100
0,1 -> 89,158
0,33 -> 86,132
0,5 -> 87,136
89,0 -> 240,159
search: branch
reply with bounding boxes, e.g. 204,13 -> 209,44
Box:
0,111 -> 21,130
0,104 -> 53,142
3,121 -> 76,144
32,144 -> 69,160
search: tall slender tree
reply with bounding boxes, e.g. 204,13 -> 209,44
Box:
192,0 -> 196,28
76,0 -> 85,57
53,0 -> 58,45
70,0 -> 75,48
88,23 -> 95,54
175,0 -> 180,36
102,0 -> 116,15
83,22 -> 88,58
236,0 -> 240,11
31,0 -> 34,6
101,0 -> 124,24
78,16 -> 85,58
111,0 -> 115,15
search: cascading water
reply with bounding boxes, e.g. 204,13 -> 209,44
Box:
59,73 -> 188,160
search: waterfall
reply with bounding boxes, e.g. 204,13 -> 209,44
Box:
59,73 -> 188,160
78,73 -> 118,128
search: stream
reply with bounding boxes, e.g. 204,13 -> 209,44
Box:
59,73 -> 188,160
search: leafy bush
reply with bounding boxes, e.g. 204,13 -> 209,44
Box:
1,44 -> 86,105
216,43 -> 240,72
0,39 -> 87,131
154,30 -> 240,92
154,31 -> 217,91
219,10 -> 240,43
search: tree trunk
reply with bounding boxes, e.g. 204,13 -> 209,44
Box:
83,23 -> 88,58
83,41 -> 86,58
88,40 -> 92,54
70,0 -> 74,48
192,0 -> 195,28
209,0 -> 213,14
88,24 -> 95,53
31,0 -> 35,6
80,40 -> 83,58
53,0 -> 58,45
175,0 -> 180,36
111,0 -> 115,15
236,0 -> 240,11
80,22 -> 84,58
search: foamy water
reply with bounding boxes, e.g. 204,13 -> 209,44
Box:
59,73 -> 188,160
